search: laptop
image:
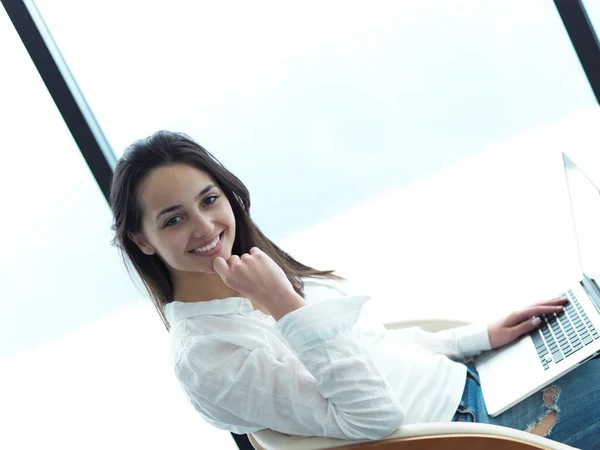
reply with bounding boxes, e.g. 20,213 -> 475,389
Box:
475,152 -> 600,417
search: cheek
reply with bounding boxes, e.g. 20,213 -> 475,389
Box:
225,208 -> 236,236
153,229 -> 188,257
171,231 -> 191,253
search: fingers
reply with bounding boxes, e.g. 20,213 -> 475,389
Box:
213,249 -> 263,281
509,304 -> 564,325
531,296 -> 569,307
492,296 -> 569,348
213,256 -> 229,279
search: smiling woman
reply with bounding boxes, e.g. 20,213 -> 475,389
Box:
109,130 -> 342,328
107,130 -> 600,447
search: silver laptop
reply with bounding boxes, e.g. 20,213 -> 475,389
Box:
475,153 -> 600,417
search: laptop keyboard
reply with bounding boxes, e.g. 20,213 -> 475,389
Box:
532,289 -> 599,370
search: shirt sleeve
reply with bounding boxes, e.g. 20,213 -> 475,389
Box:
388,322 -> 492,360
309,278 -> 492,360
175,295 -> 405,440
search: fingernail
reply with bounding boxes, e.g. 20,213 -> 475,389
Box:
532,317 -> 542,326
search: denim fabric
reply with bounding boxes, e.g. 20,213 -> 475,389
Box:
452,358 -> 600,448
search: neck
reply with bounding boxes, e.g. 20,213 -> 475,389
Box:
172,270 -> 239,303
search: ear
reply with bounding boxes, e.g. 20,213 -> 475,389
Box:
128,231 -> 156,255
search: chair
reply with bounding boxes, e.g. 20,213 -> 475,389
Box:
249,319 -> 578,450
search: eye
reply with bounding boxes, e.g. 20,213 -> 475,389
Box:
203,194 -> 219,206
164,216 -> 182,228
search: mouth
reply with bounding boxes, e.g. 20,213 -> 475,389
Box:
188,232 -> 224,257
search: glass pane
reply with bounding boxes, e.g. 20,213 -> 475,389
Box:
0,8 -> 236,449
34,0 -> 598,242
583,0 -> 600,32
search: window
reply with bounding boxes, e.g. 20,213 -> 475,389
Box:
0,7 -> 236,449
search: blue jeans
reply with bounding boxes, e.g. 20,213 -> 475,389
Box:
452,358 -> 600,448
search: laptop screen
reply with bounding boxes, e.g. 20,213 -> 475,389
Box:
564,153 -> 600,298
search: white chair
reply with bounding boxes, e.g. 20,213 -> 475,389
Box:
249,319 -> 579,450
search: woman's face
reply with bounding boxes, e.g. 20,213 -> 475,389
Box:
130,163 -> 236,275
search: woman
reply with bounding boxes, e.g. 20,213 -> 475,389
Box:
110,130 -> 600,447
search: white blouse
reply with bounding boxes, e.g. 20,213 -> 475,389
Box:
164,278 -> 491,440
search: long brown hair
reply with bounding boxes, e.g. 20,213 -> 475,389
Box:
110,130 -> 341,330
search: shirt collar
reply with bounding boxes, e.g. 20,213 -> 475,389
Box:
165,297 -> 254,323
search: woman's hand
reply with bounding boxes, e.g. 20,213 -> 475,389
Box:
213,247 -> 305,319
488,296 -> 569,349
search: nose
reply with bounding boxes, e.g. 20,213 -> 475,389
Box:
190,211 -> 214,238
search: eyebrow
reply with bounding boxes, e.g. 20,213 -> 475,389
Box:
155,184 -> 216,222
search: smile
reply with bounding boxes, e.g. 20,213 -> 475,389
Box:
189,232 -> 223,254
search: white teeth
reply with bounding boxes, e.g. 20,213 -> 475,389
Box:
191,236 -> 219,253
